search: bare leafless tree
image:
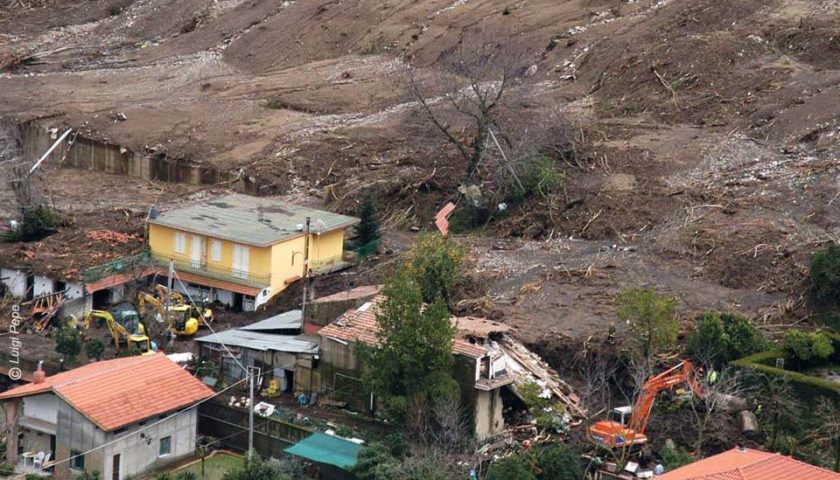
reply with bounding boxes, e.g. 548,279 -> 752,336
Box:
403,31 -> 531,181
753,373 -> 801,451
807,397 -> 840,471
430,394 -> 472,452
684,368 -> 751,454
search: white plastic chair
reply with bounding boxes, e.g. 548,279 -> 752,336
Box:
32,452 -> 45,469
35,452 -> 50,470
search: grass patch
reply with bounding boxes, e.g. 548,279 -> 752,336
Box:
174,452 -> 243,480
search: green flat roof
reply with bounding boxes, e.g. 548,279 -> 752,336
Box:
284,432 -> 362,470
149,194 -> 359,247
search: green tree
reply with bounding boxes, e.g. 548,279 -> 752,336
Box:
687,312 -> 766,367
55,325 -> 82,364
403,233 -> 465,304
356,272 -> 457,424
355,194 -> 380,247
221,456 -> 292,480
811,243 -> 840,309
485,455 -> 536,480
616,288 -> 678,360
536,444 -> 581,480
85,338 -> 105,361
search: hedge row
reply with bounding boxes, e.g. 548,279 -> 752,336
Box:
731,349 -> 840,401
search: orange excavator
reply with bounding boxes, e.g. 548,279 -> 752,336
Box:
589,360 -> 704,448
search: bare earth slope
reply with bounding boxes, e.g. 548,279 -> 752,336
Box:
0,0 -> 838,341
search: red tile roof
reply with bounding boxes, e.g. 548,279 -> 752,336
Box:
0,353 -> 214,431
657,447 -> 840,480
319,295 -> 488,358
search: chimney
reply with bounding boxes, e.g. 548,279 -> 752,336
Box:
32,361 -> 45,384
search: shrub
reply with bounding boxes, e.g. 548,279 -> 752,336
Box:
520,155 -> 564,199
222,456 -> 293,480
536,444 -> 580,480
3,205 -> 65,242
485,455 -> 536,480
55,325 -> 82,364
264,99 -> 287,110
811,243 -> 840,309
0,464 -> 15,477
687,312 -> 767,366
661,446 -> 693,470
85,338 -> 105,361
175,472 -> 197,480
520,382 -> 568,432
447,204 -> 492,234
152,473 -> 171,480
352,443 -> 400,480
783,329 -> 835,365
74,471 -> 100,480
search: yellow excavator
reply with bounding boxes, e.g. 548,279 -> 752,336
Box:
137,289 -> 213,337
82,306 -> 153,355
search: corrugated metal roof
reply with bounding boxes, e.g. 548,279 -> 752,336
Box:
148,194 -> 359,247
239,310 -> 302,331
195,329 -> 318,354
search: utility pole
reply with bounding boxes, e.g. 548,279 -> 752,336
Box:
248,366 -> 256,460
300,217 -> 311,322
166,260 -> 175,345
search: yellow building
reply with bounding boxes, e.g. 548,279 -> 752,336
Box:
147,194 -> 359,310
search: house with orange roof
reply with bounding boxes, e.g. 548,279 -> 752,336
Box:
656,446 -> 840,480
0,354 -> 214,480
316,294 -> 584,439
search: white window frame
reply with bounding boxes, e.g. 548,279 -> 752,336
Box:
159,435 -> 171,458
232,244 -> 250,279
211,239 -> 222,262
173,232 -> 187,254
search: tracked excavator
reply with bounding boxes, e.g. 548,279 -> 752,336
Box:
137,287 -> 213,337
82,305 -> 153,354
589,360 -> 704,448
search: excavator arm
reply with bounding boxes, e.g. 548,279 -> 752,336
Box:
630,361 -> 704,434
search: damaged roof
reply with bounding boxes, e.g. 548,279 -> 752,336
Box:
0,353 -> 213,431
319,295 -> 488,358
148,194 -> 359,247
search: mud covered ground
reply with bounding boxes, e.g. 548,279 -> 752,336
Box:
0,0 -> 838,344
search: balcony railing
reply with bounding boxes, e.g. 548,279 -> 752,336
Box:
83,251 -> 153,284
151,253 -> 271,289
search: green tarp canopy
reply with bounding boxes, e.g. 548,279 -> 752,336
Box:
283,432 -> 362,469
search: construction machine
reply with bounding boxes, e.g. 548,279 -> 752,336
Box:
83,306 -> 153,355
589,360 -> 704,448
137,290 -> 213,337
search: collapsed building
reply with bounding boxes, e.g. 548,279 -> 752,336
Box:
316,294 -> 585,439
